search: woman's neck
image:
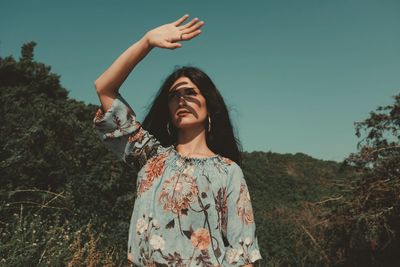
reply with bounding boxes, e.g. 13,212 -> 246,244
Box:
174,125 -> 215,157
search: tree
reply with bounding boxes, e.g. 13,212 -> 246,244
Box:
0,41 -> 138,265
325,93 -> 400,266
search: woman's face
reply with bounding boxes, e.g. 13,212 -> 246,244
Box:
168,76 -> 208,130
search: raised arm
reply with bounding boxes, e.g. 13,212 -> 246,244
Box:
94,14 -> 204,112
94,36 -> 152,112
92,14 -> 204,171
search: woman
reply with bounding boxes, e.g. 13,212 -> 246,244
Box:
93,14 -> 262,267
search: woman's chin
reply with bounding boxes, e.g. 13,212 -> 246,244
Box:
175,121 -> 202,129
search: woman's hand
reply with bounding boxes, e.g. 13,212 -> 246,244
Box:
144,14 -> 204,50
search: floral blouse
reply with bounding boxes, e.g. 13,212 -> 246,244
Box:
93,93 -> 262,266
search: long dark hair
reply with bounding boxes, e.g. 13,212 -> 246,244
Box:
142,66 -> 243,166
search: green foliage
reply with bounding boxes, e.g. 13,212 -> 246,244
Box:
4,41 -> 397,267
0,42 -> 138,266
0,209 -> 73,266
320,93 -> 400,266
0,208 -> 120,266
241,151 -> 354,266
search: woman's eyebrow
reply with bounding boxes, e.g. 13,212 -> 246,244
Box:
169,81 -> 188,92
168,87 -> 195,93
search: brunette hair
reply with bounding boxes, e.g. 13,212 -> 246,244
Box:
142,66 -> 243,166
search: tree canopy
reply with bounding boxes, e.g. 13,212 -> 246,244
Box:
1,41 -> 398,266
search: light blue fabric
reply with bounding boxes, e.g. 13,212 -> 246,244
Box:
93,93 -> 262,266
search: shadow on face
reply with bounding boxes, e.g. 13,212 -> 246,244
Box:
168,77 -> 208,129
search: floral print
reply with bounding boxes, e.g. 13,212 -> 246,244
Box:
250,249 -> 262,263
138,152 -> 168,196
93,93 -> 262,266
93,93 -> 164,171
135,213 -> 167,266
191,228 -> 211,250
225,247 -> 243,264
150,234 -> 166,251
158,166 -> 199,216
237,183 -> 255,225
222,157 -> 233,166
136,216 -> 149,234
128,122 -> 145,143
214,187 -> 228,241
146,152 -> 167,179
95,108 -> 104,121
225,237 -> 261,265
134,213 -> 218,267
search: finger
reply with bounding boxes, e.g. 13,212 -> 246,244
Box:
181,30 -> 202,41
178,17 -> 199,30
181,20 -> 204,35
163,41 -> 182,49
173,14 -> 189,26
174,43 -> 182,49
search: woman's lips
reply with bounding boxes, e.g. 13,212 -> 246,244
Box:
177,110 -> 191,116
177,112 -> 190,116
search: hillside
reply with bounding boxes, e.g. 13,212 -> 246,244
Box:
1,42 -> 384,267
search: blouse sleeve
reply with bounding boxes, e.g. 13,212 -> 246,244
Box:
93,92 -> 165,171
223,163 -> 263,266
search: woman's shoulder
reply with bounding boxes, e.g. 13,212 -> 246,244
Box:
218,155 -> 236,167
216,155 -> 243,176
220,156 -> 246,180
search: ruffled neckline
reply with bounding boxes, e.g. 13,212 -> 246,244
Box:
168,145 -> 221,162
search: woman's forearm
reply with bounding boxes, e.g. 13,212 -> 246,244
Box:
94,34 -> 153,96
93,14 -> 203,112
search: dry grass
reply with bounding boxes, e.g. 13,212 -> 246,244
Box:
67,223 -> 118,267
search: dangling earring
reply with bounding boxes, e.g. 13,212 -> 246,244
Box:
208,115 -> 211,133
167,121 -> 171,136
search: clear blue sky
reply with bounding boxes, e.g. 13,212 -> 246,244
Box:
1,0 -> 399,162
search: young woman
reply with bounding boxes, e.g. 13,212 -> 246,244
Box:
93,14 -> 262,267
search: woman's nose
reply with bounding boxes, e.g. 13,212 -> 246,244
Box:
178,94 -> 186,103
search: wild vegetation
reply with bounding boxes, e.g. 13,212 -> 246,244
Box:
1,42 -> 398,266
